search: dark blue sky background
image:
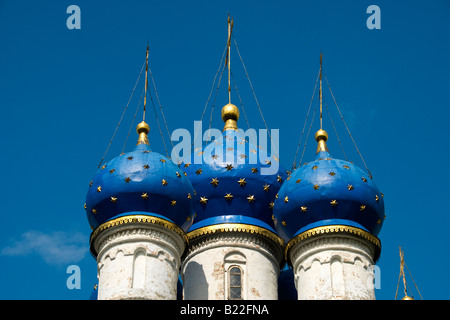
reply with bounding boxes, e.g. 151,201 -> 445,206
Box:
0,0 -> 449,299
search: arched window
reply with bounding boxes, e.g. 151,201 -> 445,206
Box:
228,266 -> 243,300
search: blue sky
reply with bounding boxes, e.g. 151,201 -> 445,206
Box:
0,0 -> 449,300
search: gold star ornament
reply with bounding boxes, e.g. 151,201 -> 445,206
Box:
224,193 -> 234,201
238,178 -> 247,187
247,195 -> 255,203
200,197 -> 208,205
210,178 -> 219,187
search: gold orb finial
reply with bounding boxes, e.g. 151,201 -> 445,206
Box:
315,129 -> 329,154
221,103 -> 239,131
401,295 -> 414,300
136,121 -> 150,145
315,129 -> 328,142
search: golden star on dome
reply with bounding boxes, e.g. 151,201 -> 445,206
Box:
200,196 -> 208,205
313,184 -> 319,190
296,179 -> 301,184
375,195 -> 379,202
211,154 -> 219,160
377,219 -> 381,224
263,184 -> 270,192
224,193 -> 234,201
265,160 -> 271,165
284,196 -> 289,203
361,177 -> 367,182
247,195 -> 256,203
300,206 -> 307,212
251,167 -> 258,173
239,154 -> 247,159
101,164 -> 106,170
171,200 -> 177,206
360,204 -> 366,211
343,165 -> 350,169
161,179 -> 168,186
84,203 -> 86,209
277,175 -> 283,183
110,196 -> 117,203
330,199 -> 338,207
127,156 -> 133,161
275,193 -> 279,199
195,168 -> 203,175
347,184 -> 354,191
187,193 -> 192,199
97,186 -> 102,193
238,178 -> 247,186
109,168 -> 115,174
281,220 -> 287,226
160,159 -> 166,163
269,202 -> 274,210
186,216 -> 191,221
141,193 -> 149,200
184,163 -> 190,168
176,172 -> 181,177
329,172 -> 336,176
312,165 -> 318,170
143,164 -> 150,169
124,177 -> 131,183
210,178 -> 219,187
226,164 -> 233,171
89,181 -> 93,187
92,208 -> 97,214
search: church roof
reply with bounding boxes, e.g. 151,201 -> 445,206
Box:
85,121 -> 195,232
184,104 -> 287,234
273,128 -> 385,243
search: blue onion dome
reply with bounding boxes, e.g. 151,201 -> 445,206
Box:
273,129 -> 385,250
85,121 -> 195,235
182,103 -> 287,241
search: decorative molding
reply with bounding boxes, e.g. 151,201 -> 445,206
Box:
290,235 -> 375,273
90,215 -> 187,257
285,225 -> 381,263
183,229 -> 284,268
187,223 -> 285,248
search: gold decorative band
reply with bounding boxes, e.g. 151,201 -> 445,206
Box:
285,225 -> 381,262
90,215 -> 188,250
187,223 -> 285,248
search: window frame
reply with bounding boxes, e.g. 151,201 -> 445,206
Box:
227,265 -> 243,300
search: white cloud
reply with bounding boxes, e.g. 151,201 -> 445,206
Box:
1,230 -> 89,266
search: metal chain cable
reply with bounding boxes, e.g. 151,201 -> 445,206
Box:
97,60 -> 146,168
324,73 -> 372,177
